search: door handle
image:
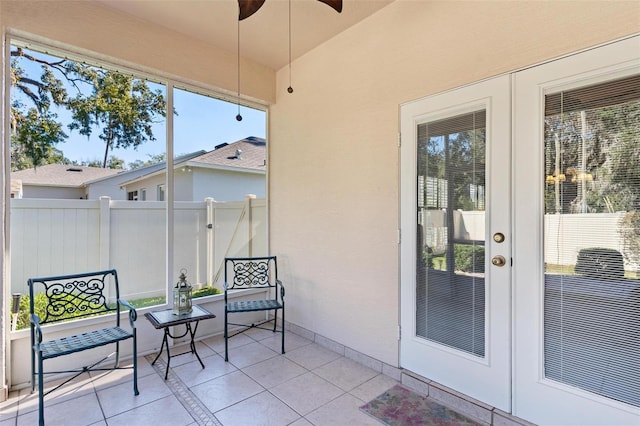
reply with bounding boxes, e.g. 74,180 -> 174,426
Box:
491,255 -> 506,267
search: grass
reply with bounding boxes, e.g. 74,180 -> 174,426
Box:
132,286 -> 222,308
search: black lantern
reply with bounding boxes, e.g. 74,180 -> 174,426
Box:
173,269 -> 193,315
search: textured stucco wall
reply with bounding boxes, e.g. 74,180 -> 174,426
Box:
269,1 -> 639,365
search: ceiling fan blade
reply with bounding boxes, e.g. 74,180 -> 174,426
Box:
238,0 -> 266,20
317,0 -> 343,13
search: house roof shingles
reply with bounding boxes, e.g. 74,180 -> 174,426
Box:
189,136 -> 266,171
11,164 -> 121,187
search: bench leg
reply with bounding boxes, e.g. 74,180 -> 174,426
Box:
281,308 -> 285,355
224,310 -> 229,362
37,354 -> 44,426
133,335 -> 139,395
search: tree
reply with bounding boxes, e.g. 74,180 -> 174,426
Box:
66,66 -> 167,168
82,156 -> 125,170
10,49 -> 70,170
128,152 -> 167,170
10,46 -> 167,169
10,107 -> 75,171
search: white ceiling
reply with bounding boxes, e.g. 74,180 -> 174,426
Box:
97,0 -> 394,71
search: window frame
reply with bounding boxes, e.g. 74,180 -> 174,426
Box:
4,35 -> 268,308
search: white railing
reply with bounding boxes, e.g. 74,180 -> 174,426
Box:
10,195 -> 267,299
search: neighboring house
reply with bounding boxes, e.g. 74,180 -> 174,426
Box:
85,150 -> 206,200
9,151 -> 208,200
10,164 -> 120,199
120,137 -> 266,202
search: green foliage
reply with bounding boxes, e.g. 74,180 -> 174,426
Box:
10,46 -> 168,169
128,152 -> 167,170
15,286 -> 221,330
66,67 -> 167,168
619,211 -> 640,272
193,286 -> 222,298
454,244 -> 485,273
544,102 -> 640,214
11,106 -> 68,168
15,292 -> 111,330
422,248 -> 434,269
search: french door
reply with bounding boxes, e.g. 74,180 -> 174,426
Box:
401,37 -> 640,425
400,74 -> 512,411
513,37 -> 640,425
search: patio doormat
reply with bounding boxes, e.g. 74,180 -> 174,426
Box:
360,384 -> 481,426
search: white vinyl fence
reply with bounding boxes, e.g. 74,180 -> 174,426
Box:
10,195 -> 267,300
422,211 -> 636,271
543,212 -> 630,268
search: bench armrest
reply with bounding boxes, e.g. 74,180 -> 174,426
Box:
118,299 -> 138,328
30,314 -> 43,345
277,279 -> 285,299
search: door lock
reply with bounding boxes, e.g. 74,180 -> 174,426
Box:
491,255 -> 507,267
493,232 -> 505,243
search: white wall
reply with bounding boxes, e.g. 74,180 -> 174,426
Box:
124,168 -> 266,202
126,174 -> 166,201
192,169 -> 265,202
269,1 -> 640,365
86,165 -> 168,200
22,185 -> 84,200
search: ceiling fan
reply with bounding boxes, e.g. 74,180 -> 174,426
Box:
238,0 -> 343,20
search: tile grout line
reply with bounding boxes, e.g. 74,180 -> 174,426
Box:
144,354 -> 222,426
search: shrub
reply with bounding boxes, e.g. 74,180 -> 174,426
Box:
422,247 -> 434,269
14,286 -> 221,331
15,293 -> 112,331
193,286 -> 221,298
575,247 -> 624,279
455,244 -> 485,273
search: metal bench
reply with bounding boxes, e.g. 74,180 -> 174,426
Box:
28,269 -> 138,426
224,256 -> 285,361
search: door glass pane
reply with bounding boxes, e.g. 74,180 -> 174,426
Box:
543,75 -> 640,406
416,110 -> 486,357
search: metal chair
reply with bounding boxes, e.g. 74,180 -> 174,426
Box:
224,256 -> 285,361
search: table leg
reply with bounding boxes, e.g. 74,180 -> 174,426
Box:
150,327 -> 169,367
165,327 -> 173,379
188,321 -> 205,369
150,327 -> 172,380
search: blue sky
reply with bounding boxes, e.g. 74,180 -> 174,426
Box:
12,45 -> 266,167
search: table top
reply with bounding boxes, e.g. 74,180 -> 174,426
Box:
144,304 -> 216,329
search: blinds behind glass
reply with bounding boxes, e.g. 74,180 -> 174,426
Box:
416,110 -> 486,357
543,75 -> 640,407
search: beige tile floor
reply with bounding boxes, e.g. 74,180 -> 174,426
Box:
0,329 -> 400,426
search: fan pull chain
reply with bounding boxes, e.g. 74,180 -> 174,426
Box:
287,0 -> 293,94
236,16 -> 243,121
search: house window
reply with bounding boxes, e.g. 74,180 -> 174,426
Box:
128,190 -> 139,201
140,189 -> 147,201
157,184 -> 165,201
